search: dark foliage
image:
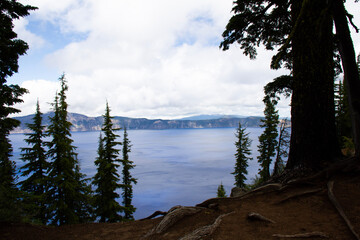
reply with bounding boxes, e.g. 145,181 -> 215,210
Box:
0,0 -> 36,223
121,127 -> 137,220
221,0 -> 349,170
257,97 -> 279,182
20,101 -> 49,224
46,75 -> 93,225
232,122 -> 252,188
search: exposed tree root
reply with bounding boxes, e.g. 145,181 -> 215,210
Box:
247,212 -> 275,223
140,211 -> 168,220
143,206 -> 202,238
197,183 -> 283,209
242,183 -> 282,197
272,231 -> 329,238
277,188 -> 323,204
327,180 -> 360,240
179,212 -> 234,240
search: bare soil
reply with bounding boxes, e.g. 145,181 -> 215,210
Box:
1,163 -> 359,240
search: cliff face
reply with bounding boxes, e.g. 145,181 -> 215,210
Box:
11,113 -> 263,133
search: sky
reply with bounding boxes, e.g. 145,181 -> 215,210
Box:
10,0 -> 360,119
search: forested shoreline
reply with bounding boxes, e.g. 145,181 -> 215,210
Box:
12,114 -> 264,133
1,0 -> 359,234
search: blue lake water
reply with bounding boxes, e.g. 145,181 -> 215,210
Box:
9,127 -> 263,220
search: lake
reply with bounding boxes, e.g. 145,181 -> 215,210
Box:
9,127 -> 263,220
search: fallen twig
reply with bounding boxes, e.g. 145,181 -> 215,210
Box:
272,231 -> 328,238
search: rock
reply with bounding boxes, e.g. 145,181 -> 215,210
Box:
230,187 -> 246,197
143,206 -> 202,238
247,212 -> 275,223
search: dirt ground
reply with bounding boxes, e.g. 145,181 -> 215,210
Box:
1,163 -> 360,240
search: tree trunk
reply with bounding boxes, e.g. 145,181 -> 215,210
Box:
287,0 -> 340,170
332,0 -> 360,158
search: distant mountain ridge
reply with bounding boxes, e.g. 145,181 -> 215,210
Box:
178,114 -> 246,120
11,113 -> 263,133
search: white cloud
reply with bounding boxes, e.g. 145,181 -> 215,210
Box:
18,79 -> 59,115
24,0 -> 360,119
14,18 -> 45,50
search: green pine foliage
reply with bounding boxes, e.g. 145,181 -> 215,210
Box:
121,127 -> 137,220
246,175 -> 263,190
20,101 -> 49,224
257,96 -> 279,182
0,0 -> 37,223
93,102 -> 123,222
0,142 -> 21,222
46,74 -> 92,225
217,183 -> 227,198
232,122 -> 252,188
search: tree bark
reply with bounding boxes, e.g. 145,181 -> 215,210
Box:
287,0 -> 340,170
332,0 -> 360,158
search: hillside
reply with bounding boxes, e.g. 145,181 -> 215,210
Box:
2,158 -> 359,240
12,113 -> 263,133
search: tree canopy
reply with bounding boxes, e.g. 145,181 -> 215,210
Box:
20,100 -> 48,224
232,122 -> 252,188
121,127 -> 137,220
46,75 -> 92,225
0,0 -> 37,222
257,97 -> 279,182
221,0 -> 360,170
93,103 -> 123,222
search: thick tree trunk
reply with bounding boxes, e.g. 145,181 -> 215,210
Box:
287,0 -> 340,170
332,0 -> 360,158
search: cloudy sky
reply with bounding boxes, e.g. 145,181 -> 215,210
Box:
10,1 -> 360,119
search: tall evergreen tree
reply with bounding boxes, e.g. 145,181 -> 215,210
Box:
20,100 -> 48,224
93,103 -> 123,222
334,78 -> 352,149
220,0 -> 360,170
0,0 -> 37,222
257,96 -> 279,182
273,119 -> 290,177
332,1 -> 360,157
232,122 -> 252,188
46,74 -> 92,225
121,127 -> 137,220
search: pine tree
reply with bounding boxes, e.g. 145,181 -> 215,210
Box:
93,102 -> 123,222
334,78 -> 352,150
273,119 -> 290,177
232,122 -> 252,188
217,183 -> 227,198
20,100 -> 48,224
0,0 -> 37,223
46,74 -> 92,225
221,0 -> 351,170
257,96 -> 279,182
0,137 -> 20,222
121,127 -> 137,220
